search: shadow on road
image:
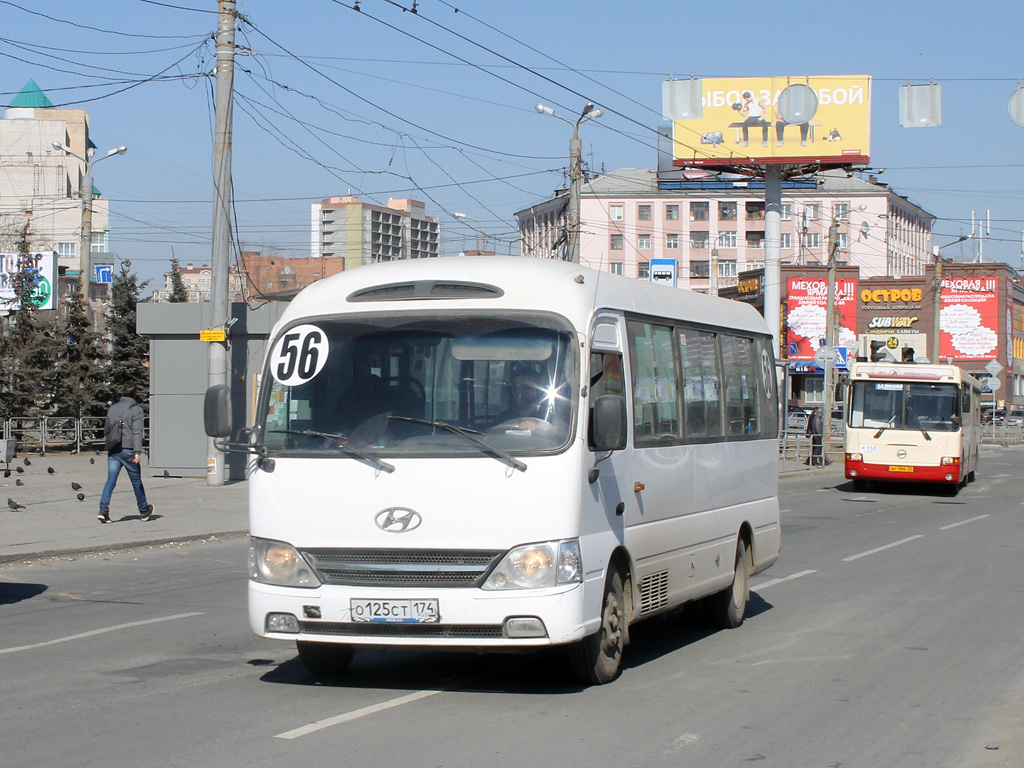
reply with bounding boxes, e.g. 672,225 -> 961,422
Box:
0,581 -> 48,605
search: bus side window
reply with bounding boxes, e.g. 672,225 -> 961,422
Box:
626,320 -> 681,443
588,352 -> 623,449
678,327 -> 722,439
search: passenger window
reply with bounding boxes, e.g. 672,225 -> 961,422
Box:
678,328 -> 722,439
721,335 -> 760,436
627,321 -> 681,444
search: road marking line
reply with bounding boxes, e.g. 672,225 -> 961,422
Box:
0,612 -> 203,654
753,570 -> 817,590
276,689 -> 442,739
939,514 -> 990,530
843,535 -> 923,562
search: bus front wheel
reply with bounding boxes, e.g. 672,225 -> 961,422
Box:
706,538 -> 751,629
296,640 -> 355,677
568,568 -> 625,685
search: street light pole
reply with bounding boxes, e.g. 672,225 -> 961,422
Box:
452,212 -> 486,254
52,142 -> 127,325
932,234 -> 971,363
535,102 -> 603,263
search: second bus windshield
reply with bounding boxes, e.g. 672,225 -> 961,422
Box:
849,381 -> 961,432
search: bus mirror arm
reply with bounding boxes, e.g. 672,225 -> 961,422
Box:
588,451 -> 614,484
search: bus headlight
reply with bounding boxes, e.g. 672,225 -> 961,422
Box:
483,539 -> 582,590
249,537 -> 320,588
848,452 -> 863,462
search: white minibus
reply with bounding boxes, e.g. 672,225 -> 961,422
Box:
206,256 -> 781,684
844,361 -> 982,491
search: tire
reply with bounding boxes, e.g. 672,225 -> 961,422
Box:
296,640 -> 355,677
706,538 -> 751,629
568,569 -> 626,685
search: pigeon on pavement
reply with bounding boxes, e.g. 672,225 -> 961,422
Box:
71,481 -> 83,491
7,498 -> 26,510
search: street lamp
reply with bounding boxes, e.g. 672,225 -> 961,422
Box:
452,212 -> 486,255
52,141 -> 127,323
535,102 -> 603,263
932,234 -> 971,363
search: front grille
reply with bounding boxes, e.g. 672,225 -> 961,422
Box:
300,548 -> 504,588
300,621 -> 504,639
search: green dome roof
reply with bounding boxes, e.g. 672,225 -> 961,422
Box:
9,79 -> 54,108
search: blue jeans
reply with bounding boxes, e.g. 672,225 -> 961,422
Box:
99,449 -> 150,513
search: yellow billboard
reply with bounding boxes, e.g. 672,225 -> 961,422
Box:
671,75 -> 871,166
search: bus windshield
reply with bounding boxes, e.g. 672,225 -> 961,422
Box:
258,312 -> 576,457
849,381 -> 961,433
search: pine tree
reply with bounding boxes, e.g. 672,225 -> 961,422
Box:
102,259 -> 150,404
55,280 -> 106,418
169,256 -> 189,302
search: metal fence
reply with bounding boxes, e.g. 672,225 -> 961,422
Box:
1,416 -> 149,454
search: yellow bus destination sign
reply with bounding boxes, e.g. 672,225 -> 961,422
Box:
200,329 -> 227,342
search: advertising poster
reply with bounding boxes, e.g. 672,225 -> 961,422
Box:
786,276 -> 858,361
0,251 -> 56,312
939,275 -> 999,360
671,75 -> 871,166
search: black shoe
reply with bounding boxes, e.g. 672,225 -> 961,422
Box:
140,504 -> 153,521
98,510 -> 110,524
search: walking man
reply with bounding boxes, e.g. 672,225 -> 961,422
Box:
98,382 -> 154,523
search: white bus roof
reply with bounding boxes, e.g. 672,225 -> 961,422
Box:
274,256 -> 769,337
848,361 -> 982,388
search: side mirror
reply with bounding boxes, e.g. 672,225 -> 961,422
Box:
592,395 -> 627,452
204,384 -> 232,438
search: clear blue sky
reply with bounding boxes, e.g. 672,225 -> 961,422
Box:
2,0 -> 1022,287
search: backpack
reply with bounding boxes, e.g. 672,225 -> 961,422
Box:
104,417 -> 124,452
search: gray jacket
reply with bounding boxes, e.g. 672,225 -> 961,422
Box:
105,396 -> 146,453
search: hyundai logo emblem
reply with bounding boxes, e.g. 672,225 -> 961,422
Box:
375,507 -> 422,533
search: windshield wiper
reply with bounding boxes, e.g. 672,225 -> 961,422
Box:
905,407 -> 932,441
268,429 -> 395,473
389,416 -> 527,473
873,413 -> 899,439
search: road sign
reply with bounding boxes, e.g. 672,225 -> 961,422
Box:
985,359 -> 1003,377
835,346 -> 848,369
983,376 -> 1002,392
94,264 -> 113,284
649,258 -> 677,287
814,346 -> 839,368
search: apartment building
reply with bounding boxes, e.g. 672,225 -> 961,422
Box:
311,196 -> 440,270
0,80 -> 114,301
516,168 -> 935,288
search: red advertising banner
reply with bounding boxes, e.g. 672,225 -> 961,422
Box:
786,277 -> 858,361
939,275 -> 999,360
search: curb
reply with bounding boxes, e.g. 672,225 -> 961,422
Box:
0,529 -> 249,566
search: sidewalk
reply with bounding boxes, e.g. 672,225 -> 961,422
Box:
1,452 -> 248,565
0,447 -> 842,565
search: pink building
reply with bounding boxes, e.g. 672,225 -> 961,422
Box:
516,168 -> 935,290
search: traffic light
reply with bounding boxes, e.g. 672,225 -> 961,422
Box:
870,340 -> 887,362
901,346 -> 915,363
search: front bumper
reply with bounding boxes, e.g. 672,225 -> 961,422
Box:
845,457 -> 960,484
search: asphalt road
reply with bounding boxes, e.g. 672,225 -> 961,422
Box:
2,448 -> 1022,767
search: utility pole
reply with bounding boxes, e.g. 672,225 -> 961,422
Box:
763,166 -> 783,358
709,248 -> 719,296
824,219 -> 839,430
207,0 -> 236,487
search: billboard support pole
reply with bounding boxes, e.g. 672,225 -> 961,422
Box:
764,166 -> 782,359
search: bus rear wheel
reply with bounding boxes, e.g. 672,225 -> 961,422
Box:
296,640 -> 355,677
568,568 -> 625,685
706,538 -> 751,629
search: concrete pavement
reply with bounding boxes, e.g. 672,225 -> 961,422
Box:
1,452 -> 247,564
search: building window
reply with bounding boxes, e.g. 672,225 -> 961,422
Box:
638,204 -> 652,221
610,262 -> 624,275
638,261 -> 650,278
690,202 -> 709,221
691,260 -> 710,278
746,232 -> 764,249
781,232 -> 792,249
665,204 -> 680,221
718,260 -> 738,278
609,204 -> 624,222
837,232 -> 848,250
610,234 -> 623,251
834,202 -> 849,222
91,232 -> 105,253
745,202 -> 765,220
690,231 -> 709,249
638,234 -> 651,250
666,233 -> 679,249
717,231 -> 737,248
781,204 -> 792,221
806,232 -> 820,249
719,202 -> 737,221
806,204 -> 820,221
57,242 -> 76,258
